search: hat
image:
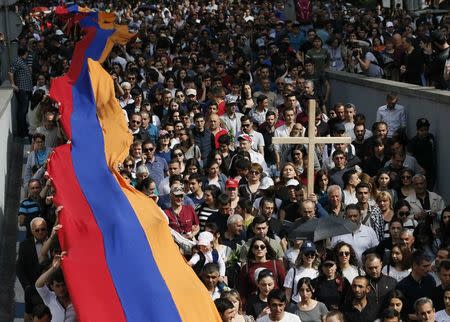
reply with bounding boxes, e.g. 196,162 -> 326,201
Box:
197,231 -> 214,246
416,118 -> 430,129
238,134 -> 252,143
293,21 -> 301,27
286,179 -> 300,187
159,129 -> 170,137
259,177 -> 275,190
225,97 -> 237,105
386,21 -> 394,28
170,184 -> 184,196
226,179 -> 239,189
332,122 -> 346,133
55,29 -> 64,36
186,88 -> 197,96
301,241 -> 316,253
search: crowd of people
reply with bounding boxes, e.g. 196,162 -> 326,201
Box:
7,0 -> 450,321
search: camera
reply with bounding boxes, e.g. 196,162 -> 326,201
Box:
352,48 -> 362,57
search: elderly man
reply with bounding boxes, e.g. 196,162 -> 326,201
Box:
331,204 -> 378,264
406,174 -> 445,224
414,297 -> 437,322
17,217 -> 48,321
221,214 -> 246,250
320,185 -> 345,218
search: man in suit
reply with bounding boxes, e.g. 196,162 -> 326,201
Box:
17,217 -> 49,321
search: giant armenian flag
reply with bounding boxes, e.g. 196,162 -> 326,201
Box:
47,6 -> 221,322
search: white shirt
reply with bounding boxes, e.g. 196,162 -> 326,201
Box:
436,309 -> 450,322
284,267 -> 319,302
248,150 -> 269,173
257,312 -> 301,322
237,130 -> 265,152
36,285 -> 77,322
331,225 -> 378,265
188,250 -> 226,276
376,104 -> 407,137
274,124 -> 293,153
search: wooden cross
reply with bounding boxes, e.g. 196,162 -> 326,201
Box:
272,100 -> 352,195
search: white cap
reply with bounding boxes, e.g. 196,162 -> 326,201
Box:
197,231 -> 214,246
259,177 -> 274,190
55,30 -> 64,36
386,21 -> 394,28
286,179 -> 300,187
186,88 -> 197,96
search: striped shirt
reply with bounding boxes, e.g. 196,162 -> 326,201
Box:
197,206 -> 219,231
18,198 -> 42,236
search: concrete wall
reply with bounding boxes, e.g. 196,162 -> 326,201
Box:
0,89 -> 14,218
327,71 -> 450,202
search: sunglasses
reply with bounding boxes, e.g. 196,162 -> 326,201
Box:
398,211 -> 409,217
174,153 -> 183,157
34,228 -> 47,232
130,120 -> 141,124
242,123 -> 251,127
304,252 -> 316,258
249,170 -> 261,175
339,251 -> 350,257
253,244 -> 266,250
143,147 -> 155,152
323,262 -> 335,267
124,163 -> 133,168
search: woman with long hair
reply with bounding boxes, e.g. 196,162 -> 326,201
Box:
385,289 -> 409,322
376,169 -> 398,203
394,199 -> 417,231
313,257 -> 350,311
197,185 -> 220,231
156,131 -> 172,163
204,160 -> 227,192
376,191 -> 396,239
170,147 -> 186,174
333,242 -> 362,283
382,243 -> 412,282
276,162 -> 303,202
239,82 -> 255,115
177,129 -> 202,164
397,168 -> 415,200
438,206 -> 450,247
342,169 -> 360,206
237,238 -> 286,301
238,163 -> 264,204
245,269 -> 275,320
185,158 -> 204,177
289,277 -> 329,322
284,242 -> 319,304
221,290 -> 255,322
314,170 -> 330,201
